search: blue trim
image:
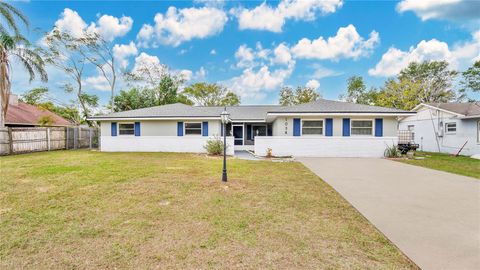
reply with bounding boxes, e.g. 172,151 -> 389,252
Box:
177,122 -> 183,136
375,118 -> 383,137
134,122 -> 140,136
111,122 -> 117,136
342,118 -> 350,136
202,122 -> 208,136
293,118 -> 301,136
325,118 -> 333,136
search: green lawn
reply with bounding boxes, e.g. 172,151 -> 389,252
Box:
0,150 -> 416,269
398,151 -> 480,179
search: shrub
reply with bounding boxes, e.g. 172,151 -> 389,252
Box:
204,136 -> 226,155
384,144 -> 400,158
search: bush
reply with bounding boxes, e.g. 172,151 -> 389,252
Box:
384,144 -> 400,158
204,136 -> 226,155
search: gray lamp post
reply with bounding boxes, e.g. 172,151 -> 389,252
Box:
220,107 -> 230,182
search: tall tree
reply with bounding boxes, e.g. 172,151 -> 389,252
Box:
0,1 -> 28,36
20,87 -> 49,104
79,32 -> 117,112
279,86 -> 320,106
340,76 -> 370,104
113,72 -> 192,112
42,29 -> 98,121
398,61 -> 457,103
1,34 -> 48,127
182,83 -> 240,106
0,3 -> 48,127
461,60 -> 480,94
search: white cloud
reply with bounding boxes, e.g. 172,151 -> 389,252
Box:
132,52 -> 162,73
309,63 -> 343,79
227,63 -> 295,100
137,24 -> 156,48
306,79 -> 320,90
52,8 -> 133,41
291,24 -> 380,60
233,0 -> 343,32
210,49 -> 217,55
87,14 -> 133,41
369,31 -> 480,77
85,75 -> 110,91
53,8 -> 87,38
113,42 -> 138,69
234,44 -> 256,68
137,6 -> 228,47
397,0 -> 480,21
272,43 -> 292,65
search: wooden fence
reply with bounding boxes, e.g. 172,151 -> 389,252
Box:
0,126 -> 99,155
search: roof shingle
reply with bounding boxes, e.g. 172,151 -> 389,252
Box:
90,99 -> 412,121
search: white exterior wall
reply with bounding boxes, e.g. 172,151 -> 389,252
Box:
101,136 -> 234,155
100,120 -> 222,137
254,136 -> 398,157
399,107 -> 480,156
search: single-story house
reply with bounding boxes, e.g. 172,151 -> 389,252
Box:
399,102 -> 480,156
6,94 -> 72,127
89,99 -> 414,157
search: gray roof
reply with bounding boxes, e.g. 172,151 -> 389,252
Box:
270,99 -> 409,113
426,102 -> 480,117
90,99 -> 412,120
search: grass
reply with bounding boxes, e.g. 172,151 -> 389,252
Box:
398,151 -> 480,179
0,150 -> 416,269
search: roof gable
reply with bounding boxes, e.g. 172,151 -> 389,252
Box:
418,102 -> 480,117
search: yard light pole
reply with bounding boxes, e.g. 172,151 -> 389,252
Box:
220,107 -> 230,182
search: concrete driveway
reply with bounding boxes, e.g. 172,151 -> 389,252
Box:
298,158 -> 480,270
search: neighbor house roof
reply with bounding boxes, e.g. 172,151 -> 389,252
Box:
6,101 -> 72,126
423,102 -> 480,118
89,99 -> 413,121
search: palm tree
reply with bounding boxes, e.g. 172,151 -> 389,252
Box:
0,1 -> 28,36
0,2 -> 47,127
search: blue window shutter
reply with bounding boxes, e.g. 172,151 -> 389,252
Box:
342,118 -> 350,136
134,122 -> 140,136
111,122 -> 117,136
325,118 -> 333,136
177,122 -> 183,136
202,122 -> 208,136
293,118 -> 301,136
375,118 -> 383,137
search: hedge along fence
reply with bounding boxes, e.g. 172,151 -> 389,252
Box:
0,126 -> 99,155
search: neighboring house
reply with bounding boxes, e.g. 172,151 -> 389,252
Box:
89,99 -> 414,157
6,94 -> 72,127
399,102 -> 480,156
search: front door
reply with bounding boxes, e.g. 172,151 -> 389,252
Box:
233,125 -> 244,145
252,125 -> 267,141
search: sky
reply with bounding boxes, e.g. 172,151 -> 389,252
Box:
9,0 -> 480,107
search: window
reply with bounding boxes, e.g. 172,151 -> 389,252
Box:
445,122 -> 456,134
118,123 -> 134,135
302,120 -> 323,135
351,120 -> 373,135
185,122 -> 202,135
477,121 -> 479,143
